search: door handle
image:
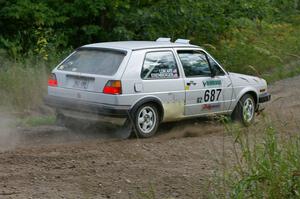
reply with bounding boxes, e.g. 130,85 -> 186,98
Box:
187,81 -> 197,86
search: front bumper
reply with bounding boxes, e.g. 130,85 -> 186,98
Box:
259,93 -> 271,103
44,95 -> 130,125
256,93 -> 271,114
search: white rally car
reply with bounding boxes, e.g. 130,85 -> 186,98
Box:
45,38 -> 271,138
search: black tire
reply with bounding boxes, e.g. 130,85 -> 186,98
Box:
132,103 -> 160,138
231,94 -> 256,126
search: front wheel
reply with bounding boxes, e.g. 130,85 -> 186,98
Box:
133,104 -> 160,138
231,94 -> 256,126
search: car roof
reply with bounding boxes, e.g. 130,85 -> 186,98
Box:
82,41 -> 201,51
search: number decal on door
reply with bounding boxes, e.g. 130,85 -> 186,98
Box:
204,89 -> 222,102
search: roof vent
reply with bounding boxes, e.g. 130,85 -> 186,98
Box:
156,37 -> 171,42
175,39 -> 190,44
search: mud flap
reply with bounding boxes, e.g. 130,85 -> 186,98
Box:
115,110 -> 140,139
115,109 -> 139,139
114,118 -> 132,139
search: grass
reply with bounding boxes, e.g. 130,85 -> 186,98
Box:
0,51 -> 61,128
0,50 -> 62,112
137,184 -> 157,199
19,115 -> 56,127
0,54 -> 58,127
209,120 -> 300,199
134,118 -> 300,199
0,64 -> 47,111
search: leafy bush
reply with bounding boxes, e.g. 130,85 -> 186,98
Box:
0,0 -> 299,111
209,21 -> 300,82
0,0 -> 299,55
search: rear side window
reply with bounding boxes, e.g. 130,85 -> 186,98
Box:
58,48 -> 125,76
141,51 -> 179,80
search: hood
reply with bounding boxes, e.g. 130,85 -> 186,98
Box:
229,72 -> 267,87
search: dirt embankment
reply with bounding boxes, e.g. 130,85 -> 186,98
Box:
0,76 -> 300,198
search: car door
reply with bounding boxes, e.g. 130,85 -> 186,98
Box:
176,49 -> 232,116
139,50 -> 186,121
206,52 -> 234,112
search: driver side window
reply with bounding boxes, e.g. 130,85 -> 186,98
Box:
208,56 -> 225,76
177,50 -> 211,77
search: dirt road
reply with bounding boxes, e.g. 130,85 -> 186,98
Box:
0,76 -> 299,199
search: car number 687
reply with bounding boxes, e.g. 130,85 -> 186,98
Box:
204,89 -> 222,102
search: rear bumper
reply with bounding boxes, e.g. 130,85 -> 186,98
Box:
44,95 -> 130,125
259,93 -> 271,103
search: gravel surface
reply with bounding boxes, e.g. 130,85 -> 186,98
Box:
0,76 -> 299,198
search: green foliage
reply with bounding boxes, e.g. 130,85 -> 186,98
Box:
0,0 -> 66,57
0,0 -> 299,55
0,0 -> 300,111
209,21 -> 300,82
210,123 -> 300,198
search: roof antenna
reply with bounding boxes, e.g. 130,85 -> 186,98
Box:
156,37 -> 171,42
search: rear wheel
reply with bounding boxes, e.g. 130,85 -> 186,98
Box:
133,103 -> 160,138
232,94 -> 256,126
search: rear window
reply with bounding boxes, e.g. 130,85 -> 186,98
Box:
58,48 -> 126,76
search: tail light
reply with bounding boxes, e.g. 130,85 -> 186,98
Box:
103,80 -> 122,95
48,73 -> 58,87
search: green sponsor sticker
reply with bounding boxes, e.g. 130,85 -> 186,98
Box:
203,80 -> 221,87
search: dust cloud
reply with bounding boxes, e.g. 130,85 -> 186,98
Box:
0,112 -> 19,151
0,108 -> 128,151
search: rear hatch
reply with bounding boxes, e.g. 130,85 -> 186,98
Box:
56,48 -> 126,92
50,47 -> 128,104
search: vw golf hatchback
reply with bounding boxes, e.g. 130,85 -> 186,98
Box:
45,38 -> 271,138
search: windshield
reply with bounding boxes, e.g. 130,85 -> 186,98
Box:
58,48 -> 126,76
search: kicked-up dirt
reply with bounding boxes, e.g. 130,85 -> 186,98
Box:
0,75 -> 300,198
